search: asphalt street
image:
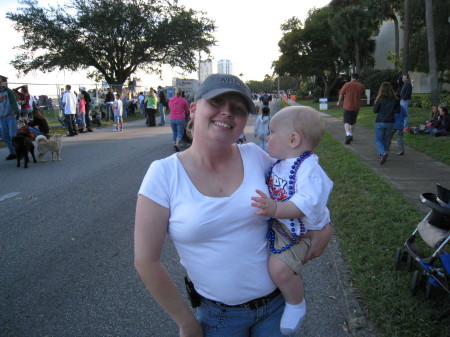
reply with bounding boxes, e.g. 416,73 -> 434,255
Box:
1,103 -> 354,337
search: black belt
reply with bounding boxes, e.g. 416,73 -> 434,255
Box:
203,288 -> 281,310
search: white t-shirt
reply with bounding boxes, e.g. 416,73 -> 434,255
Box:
138,143 -> 276,305
268,154 -> 333,234
113,99 -> 123,116
62,91 -> 77,115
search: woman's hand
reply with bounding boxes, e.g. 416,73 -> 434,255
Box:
180,319 -> 203,337
302,223 -> 334,263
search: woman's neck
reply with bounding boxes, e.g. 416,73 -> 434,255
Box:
182,140 -> 236,170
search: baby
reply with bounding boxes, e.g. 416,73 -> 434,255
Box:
251,106 -> 333,335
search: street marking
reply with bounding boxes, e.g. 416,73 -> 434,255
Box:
0,192 -> 21,202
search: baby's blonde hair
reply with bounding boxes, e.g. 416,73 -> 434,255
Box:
281,106 -> 325,149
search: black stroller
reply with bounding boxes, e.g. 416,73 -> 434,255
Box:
395,183 -> 450,320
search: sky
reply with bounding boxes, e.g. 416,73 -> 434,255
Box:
0,0 -> 330,95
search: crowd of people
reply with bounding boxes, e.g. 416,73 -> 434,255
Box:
335,73 -> 448,166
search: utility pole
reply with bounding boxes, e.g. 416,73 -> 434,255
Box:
198,51 -> 201,82
277,76 -> 280,96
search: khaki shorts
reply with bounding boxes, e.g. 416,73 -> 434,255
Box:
270,220 -> 311,275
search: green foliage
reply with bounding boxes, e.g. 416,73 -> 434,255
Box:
358,69 -> 401,92
328,3 -> 378,73
276,0 -> 448,94
246,76 -> 300,94
386,50 -> 401,71
274,7 -> 345,98
317,135 -> 450,336
6,0 -> 216,85
411,93 -> 450,109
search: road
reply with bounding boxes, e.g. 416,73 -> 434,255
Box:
1,109 -> 352,337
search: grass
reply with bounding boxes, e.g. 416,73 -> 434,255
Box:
293,100 -> 450,165
316,134 -> 450,337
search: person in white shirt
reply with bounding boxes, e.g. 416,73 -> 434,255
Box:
62,84 -> 78,136
112,94 -> 123,131
134,74 -> 333,337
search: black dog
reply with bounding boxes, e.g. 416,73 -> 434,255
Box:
12,134 -> 37,168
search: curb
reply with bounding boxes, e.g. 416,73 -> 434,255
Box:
328,236 -> 377,337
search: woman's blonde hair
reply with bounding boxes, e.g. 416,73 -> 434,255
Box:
175,87 -> 183,97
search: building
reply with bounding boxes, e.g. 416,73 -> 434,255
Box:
171,78 -> 199,103
217,59 -> 233,75
199,59 -> 213,83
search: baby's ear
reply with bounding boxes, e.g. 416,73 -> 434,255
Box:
290,132 -> 301,148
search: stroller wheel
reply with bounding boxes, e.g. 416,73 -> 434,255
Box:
407,255 -> 415,272
410,270 -> 422,296
395,248 -> 402,271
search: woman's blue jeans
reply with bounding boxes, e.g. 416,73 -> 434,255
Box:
400,100 -> 410,128
375,122 -> 394,155
196,293 -> 285,337
170,119 -> 185,143
0,116 -> 18,155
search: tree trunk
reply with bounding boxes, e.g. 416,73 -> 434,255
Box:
402,0 -> 411,74
425,0 -> 439,106
321,76 -> 330,98
393,15 -> 399,56
354,41 -> 361,74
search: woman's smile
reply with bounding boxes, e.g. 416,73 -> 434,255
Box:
212,120 -> 233,129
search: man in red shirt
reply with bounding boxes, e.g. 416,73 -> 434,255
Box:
337,74 -> 366,144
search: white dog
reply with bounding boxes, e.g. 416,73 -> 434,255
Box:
35,135 -> 63,161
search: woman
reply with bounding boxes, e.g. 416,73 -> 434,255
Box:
144,88 -> 158,127
168,87 -> 190,152
373,82 -> 400,165
428,105 -> 440,127
134,74 -> 333,337
27,104 -> 50,138
430,105 -> 450,137
13,85 -> 34,120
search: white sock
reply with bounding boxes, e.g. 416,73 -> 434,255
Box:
280,300 -> 306,336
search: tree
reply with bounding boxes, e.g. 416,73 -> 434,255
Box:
408,0 -> 450,76
365,0 -> 402,56
424,0 -> 438,106
274,8 -> 346,98
402,0 -> 411,73
329,1 -> 378,74
7,0 -> 216,86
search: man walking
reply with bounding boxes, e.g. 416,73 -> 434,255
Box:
157,86 -> 167,126
337,73 -> 366,144
0,78 -> 20,160
62,85 -> 78,136
399,74 -> 412,132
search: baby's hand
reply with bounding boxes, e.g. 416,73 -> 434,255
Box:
251,189 -> 277,217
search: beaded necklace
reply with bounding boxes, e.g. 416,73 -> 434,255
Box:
266,151 -> 313,254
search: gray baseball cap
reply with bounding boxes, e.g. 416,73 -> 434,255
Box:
195,74 -> 256,114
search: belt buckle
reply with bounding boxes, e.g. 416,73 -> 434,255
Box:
242,294 -> 270,310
